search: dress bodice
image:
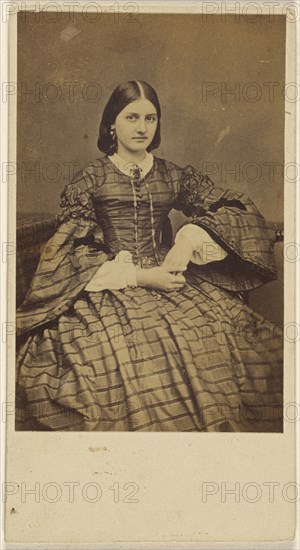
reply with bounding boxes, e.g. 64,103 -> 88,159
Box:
91,156 -> 180,264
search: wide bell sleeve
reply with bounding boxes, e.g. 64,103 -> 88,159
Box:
173,165 -> 277,292
16,168 -> 111,336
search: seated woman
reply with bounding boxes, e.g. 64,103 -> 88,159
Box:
16,80 -> 283,432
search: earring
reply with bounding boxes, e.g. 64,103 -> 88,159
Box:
110,127 -> 117,151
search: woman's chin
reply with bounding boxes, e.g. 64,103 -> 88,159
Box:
132,141 -> 148,148
127,143 -> 148,153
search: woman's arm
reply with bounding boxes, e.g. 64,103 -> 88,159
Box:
174,224 -> 228,264
169,164 -> 277,292
16,165 -> 109,335
162,224 -> 228,273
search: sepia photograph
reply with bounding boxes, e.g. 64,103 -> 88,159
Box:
15,7 -> 285,433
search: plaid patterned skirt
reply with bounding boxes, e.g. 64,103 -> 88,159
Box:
16,279 -> 283,432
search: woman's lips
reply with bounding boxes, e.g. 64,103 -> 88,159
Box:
132,137 -> 147,140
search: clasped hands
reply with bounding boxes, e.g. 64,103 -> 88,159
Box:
136,235 -> 194,292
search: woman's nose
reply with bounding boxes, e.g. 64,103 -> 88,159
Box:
136,119 -> 146,133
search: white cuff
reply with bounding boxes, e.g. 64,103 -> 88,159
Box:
85,250 -> 137,291
175,224 -> 228,265
124,260 -> 138,288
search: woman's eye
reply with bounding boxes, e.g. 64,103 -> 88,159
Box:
126,115 -> 136,121
146,116 -> 157,122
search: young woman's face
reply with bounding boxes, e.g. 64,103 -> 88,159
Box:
113,98 -> 158,155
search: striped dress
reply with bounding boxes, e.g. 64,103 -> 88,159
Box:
16,155 -> 283,431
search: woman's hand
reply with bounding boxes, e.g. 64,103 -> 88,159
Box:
136,266 -> 186,292
161,235 -> 194,273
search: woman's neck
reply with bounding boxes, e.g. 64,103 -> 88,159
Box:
115,148 -> 147,164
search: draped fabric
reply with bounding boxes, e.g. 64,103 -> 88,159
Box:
172,164 -> 277,292
16,155 -> 283,432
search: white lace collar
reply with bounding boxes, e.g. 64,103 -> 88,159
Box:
108,152 -> 154,177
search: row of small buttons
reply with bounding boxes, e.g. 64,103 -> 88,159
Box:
135,181 -> 142,208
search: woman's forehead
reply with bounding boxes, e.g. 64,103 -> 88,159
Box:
121,99 -> 157,114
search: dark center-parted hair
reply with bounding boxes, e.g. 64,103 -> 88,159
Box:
97,81 -> 161,155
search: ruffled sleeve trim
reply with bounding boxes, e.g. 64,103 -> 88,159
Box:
56,162 -> 105,226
